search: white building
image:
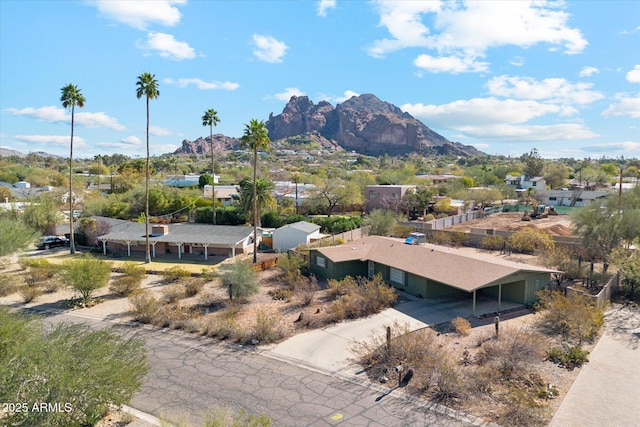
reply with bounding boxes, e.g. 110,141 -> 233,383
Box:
272,221 -> 322,252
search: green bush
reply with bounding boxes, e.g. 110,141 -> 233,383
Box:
479,235 -> 506,251
0,274 -> 16,297
0,306 -> 149,427
19,284 -> 43,303
268,287 -> 293,301
162,266 -> 191,282
327,274 -> 396,321
547,346 -> 589,369
219,259 -> 259,301
249,308 -> 285,344
508,226 -> 555,254
537,290 -> 604,345
60,255 -> 112,304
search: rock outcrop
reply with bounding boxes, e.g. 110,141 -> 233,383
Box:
266,94 -> 481,157
173,134 -> 241,155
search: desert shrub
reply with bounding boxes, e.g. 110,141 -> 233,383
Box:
121,261 -> 146,279
19,284 -> 43,303
294,275 -> 320,307
60,255 -> 112,304
205,314 -> 241,340
268,287 -> 293,301
392,224 -> 413,238
547,346 -> 589,369
540,247 -> 584,281
478,328 -> 547,376
0,274 -> 16,296
424,213 -> 436,221
200,267 -> 217,281
161,284 -> 185,304
479,235 -> 506,251
219,259 -> 259,302
501,389 -> 545,427
183,277 -> 205,297
202,407 -> 272,427
537,290 -> 604,345
508,226 -> 555,254
327,274 -> 396,320
129,290 -> 160,324
427,231 -> 452,246
110,275 -> 142,296
23,267 -> 50,287
162,266 -> 191,282
153,303 -> 193,329
249,307 -> 285,344
277,252 -> 306,285
451,317 -> 471,336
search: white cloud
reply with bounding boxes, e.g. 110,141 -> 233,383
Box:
121,135 -> 142,145
93,0 -> 185,30
579,66 -> 599,77
318,90 -> 359,103
601,95 -> 640,118
486,75 -> 604,105
252,35 -> 288,63
155,144 -> 180,154
471,143 -> 490,149
148,126 -> 175,137
274,88 -> 306,101
138,32 -> 195,60
626,65 -> 640,83
581,141 -> 640,154
369,1 -> 587,73
402,98 -> 595,141
15,134 -> 87,147
163,77 -> 239,90
414,54 -> 489,74
5,106 -> 125,130
317,0 -> 336,17
403,98 -> 574,127
75,112 -> 126,130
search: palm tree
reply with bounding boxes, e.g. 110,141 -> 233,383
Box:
136,72 -> 159,263
60,83 -> 86,255
238,177 -> 276,218
202,108 -> 220,224
240,119 -> 270,263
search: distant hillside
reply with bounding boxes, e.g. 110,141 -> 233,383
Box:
266,94 -> 482,157
173,94 -> 482,158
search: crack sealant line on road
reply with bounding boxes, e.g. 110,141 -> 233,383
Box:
261,350 -> 498,427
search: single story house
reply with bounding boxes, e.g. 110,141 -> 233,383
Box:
97,220 -> 257,259
272,221 -> 322,252
309,236 -> 558,315
203,185 -> 239,206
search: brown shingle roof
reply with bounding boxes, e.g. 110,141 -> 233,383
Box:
315,236 -> 557,292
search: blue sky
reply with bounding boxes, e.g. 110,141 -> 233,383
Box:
1,0 -> 639,160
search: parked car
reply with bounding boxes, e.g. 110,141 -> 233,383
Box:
36,236 -> 69,250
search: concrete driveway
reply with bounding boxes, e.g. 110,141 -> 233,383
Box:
265,293 -> 522,374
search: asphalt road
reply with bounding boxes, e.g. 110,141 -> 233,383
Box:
40,311 -> 476,427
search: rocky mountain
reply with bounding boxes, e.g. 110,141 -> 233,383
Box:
173,134 -> 241,155
173,94 -> 481,157
266,94 -> 481,157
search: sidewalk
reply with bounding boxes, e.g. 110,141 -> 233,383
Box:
549,303 -> 640,427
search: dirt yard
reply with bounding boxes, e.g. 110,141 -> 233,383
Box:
447,212 -> 576,236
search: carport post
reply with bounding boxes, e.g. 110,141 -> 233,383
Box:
498,284 -> 502,310
125,240 -> 131,257
102,240 -> 106,255
472,290 -> 477,316
202,243 -> 209,260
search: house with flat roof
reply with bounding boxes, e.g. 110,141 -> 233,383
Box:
97,219 -> 256,259
309,236 -> 557,315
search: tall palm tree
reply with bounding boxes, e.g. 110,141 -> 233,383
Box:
202,108 -> 220,224
60,83 -> 86,255
136,72 -> 159,263
238,177 -> 276,218
240,119 -> 270,263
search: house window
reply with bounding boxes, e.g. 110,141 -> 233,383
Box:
549,197 -> 557,201
532,181 -> 537,186
390,267 -> 406,286
316,255 -> 326,268
369,191 -> 376,199
392,193 -> 398,198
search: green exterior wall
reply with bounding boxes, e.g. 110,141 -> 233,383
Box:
308,250 -> 550,305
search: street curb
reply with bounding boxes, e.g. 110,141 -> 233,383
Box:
122,405 -> 162,426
